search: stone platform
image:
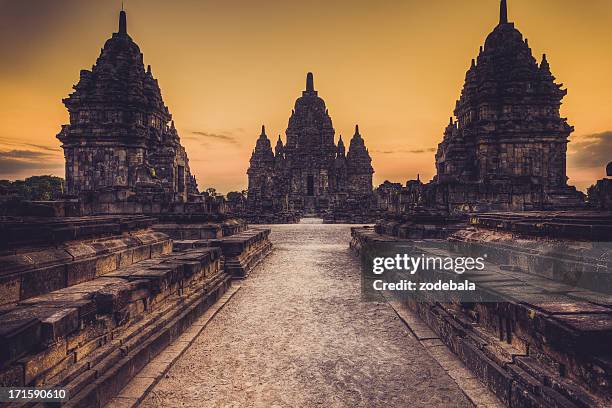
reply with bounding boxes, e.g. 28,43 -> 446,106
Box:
0,214 -> 273,407
210,229 -> 272,278
375,211 -> 467,239
351,214 -> 612,408
241,212 -> 300,225
0,216 -> 171,307
152,214 -> 247,240
322,212 -> 380,224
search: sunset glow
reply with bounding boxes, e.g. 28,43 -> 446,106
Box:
1,0 -> 611,192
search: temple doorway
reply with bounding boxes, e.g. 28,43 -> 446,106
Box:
307,175 -> 314,196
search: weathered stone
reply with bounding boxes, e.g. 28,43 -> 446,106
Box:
19,338 -> 67,385
245,76 -> 375,220
56,10 -> 200,211
0,315 -> 41,364
0,365 -> 24,387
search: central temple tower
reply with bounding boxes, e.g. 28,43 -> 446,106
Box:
247,73 -> 374,216
284,73 -> 341,212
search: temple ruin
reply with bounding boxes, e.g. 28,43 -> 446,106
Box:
245,73 -> 375,221
0,11 -> 272,405
353,2 -> 612,407
57,11 -> 198,213
415,0 -> 584,212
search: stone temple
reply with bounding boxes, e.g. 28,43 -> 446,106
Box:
246,73 -> 374,217
424,0 -> 584,212
57,10 -> 198,210
0,10 -> 275,404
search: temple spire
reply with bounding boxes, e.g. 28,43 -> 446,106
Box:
306,72 -> 314,92
500,0 -> 508,25
119,9 -> 127,35
260,125 -> 266,136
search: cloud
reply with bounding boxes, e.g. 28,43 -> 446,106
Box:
0,150 -> 52,159
0,149 -> 63,175
373,147 -> 436,155
24,143 -> 61,152
188,131 -> 240,146
568,131 -> 612,169
0,137 -> 61,152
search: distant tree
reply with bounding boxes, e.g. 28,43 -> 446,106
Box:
0,176 -> 64,201
226,191 -> 244,202
205,187 -> 217,197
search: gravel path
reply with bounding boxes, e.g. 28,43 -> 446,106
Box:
141,223 -> 473,408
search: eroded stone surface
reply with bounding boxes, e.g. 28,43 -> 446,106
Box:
142,224 -> 472,407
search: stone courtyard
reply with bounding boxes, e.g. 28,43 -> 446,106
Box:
137,222 -> 485,408
1,1 -> 611,407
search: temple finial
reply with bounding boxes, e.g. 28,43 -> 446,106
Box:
540,54 -> 551,74
119,9 -> 127,35
355,124 -> 360,134
306,72 -> 314,92
260,125 -> 267,137
500,0 -> 508,25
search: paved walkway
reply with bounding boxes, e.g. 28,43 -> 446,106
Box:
141,223 -> 473,408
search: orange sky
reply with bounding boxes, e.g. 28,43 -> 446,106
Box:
1,0 -> 611,193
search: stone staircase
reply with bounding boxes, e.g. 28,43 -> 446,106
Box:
0,215 -> 272,407
351,223 -> 612,408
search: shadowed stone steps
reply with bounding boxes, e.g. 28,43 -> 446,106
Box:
0,216 -> 171,307
0,247 -> 230,408
351,226 -> 612,407
209,229 -> 272,278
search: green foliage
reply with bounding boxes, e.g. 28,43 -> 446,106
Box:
226,191 -> 246,202
0,175 -> 65,201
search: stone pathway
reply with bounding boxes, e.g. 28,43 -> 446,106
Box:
141,223 -> 475,408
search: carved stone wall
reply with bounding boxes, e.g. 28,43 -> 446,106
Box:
246,74 -> 374,217
57,10 -> 198,207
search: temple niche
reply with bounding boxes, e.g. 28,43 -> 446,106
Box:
424,0 -> 584,212
246,73 -> 374,219
587,162 -> 612,210
57,10 -> 198,211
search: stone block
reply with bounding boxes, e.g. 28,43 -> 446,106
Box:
0,273 -> 21,306
0,364 -> 24,387
458,337 -> 512,405
19,338 -> 67,385
0,314 -> 41,364
93,281 -> 132,314
39,307 -> 80,345
94,253 -> 118,277
21,264 -> 67,300
66,258 -> 97,286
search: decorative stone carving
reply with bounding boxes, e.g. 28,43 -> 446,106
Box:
246,73 -> 374,218
425,0 -> 584,212
57,11 -> 198,207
